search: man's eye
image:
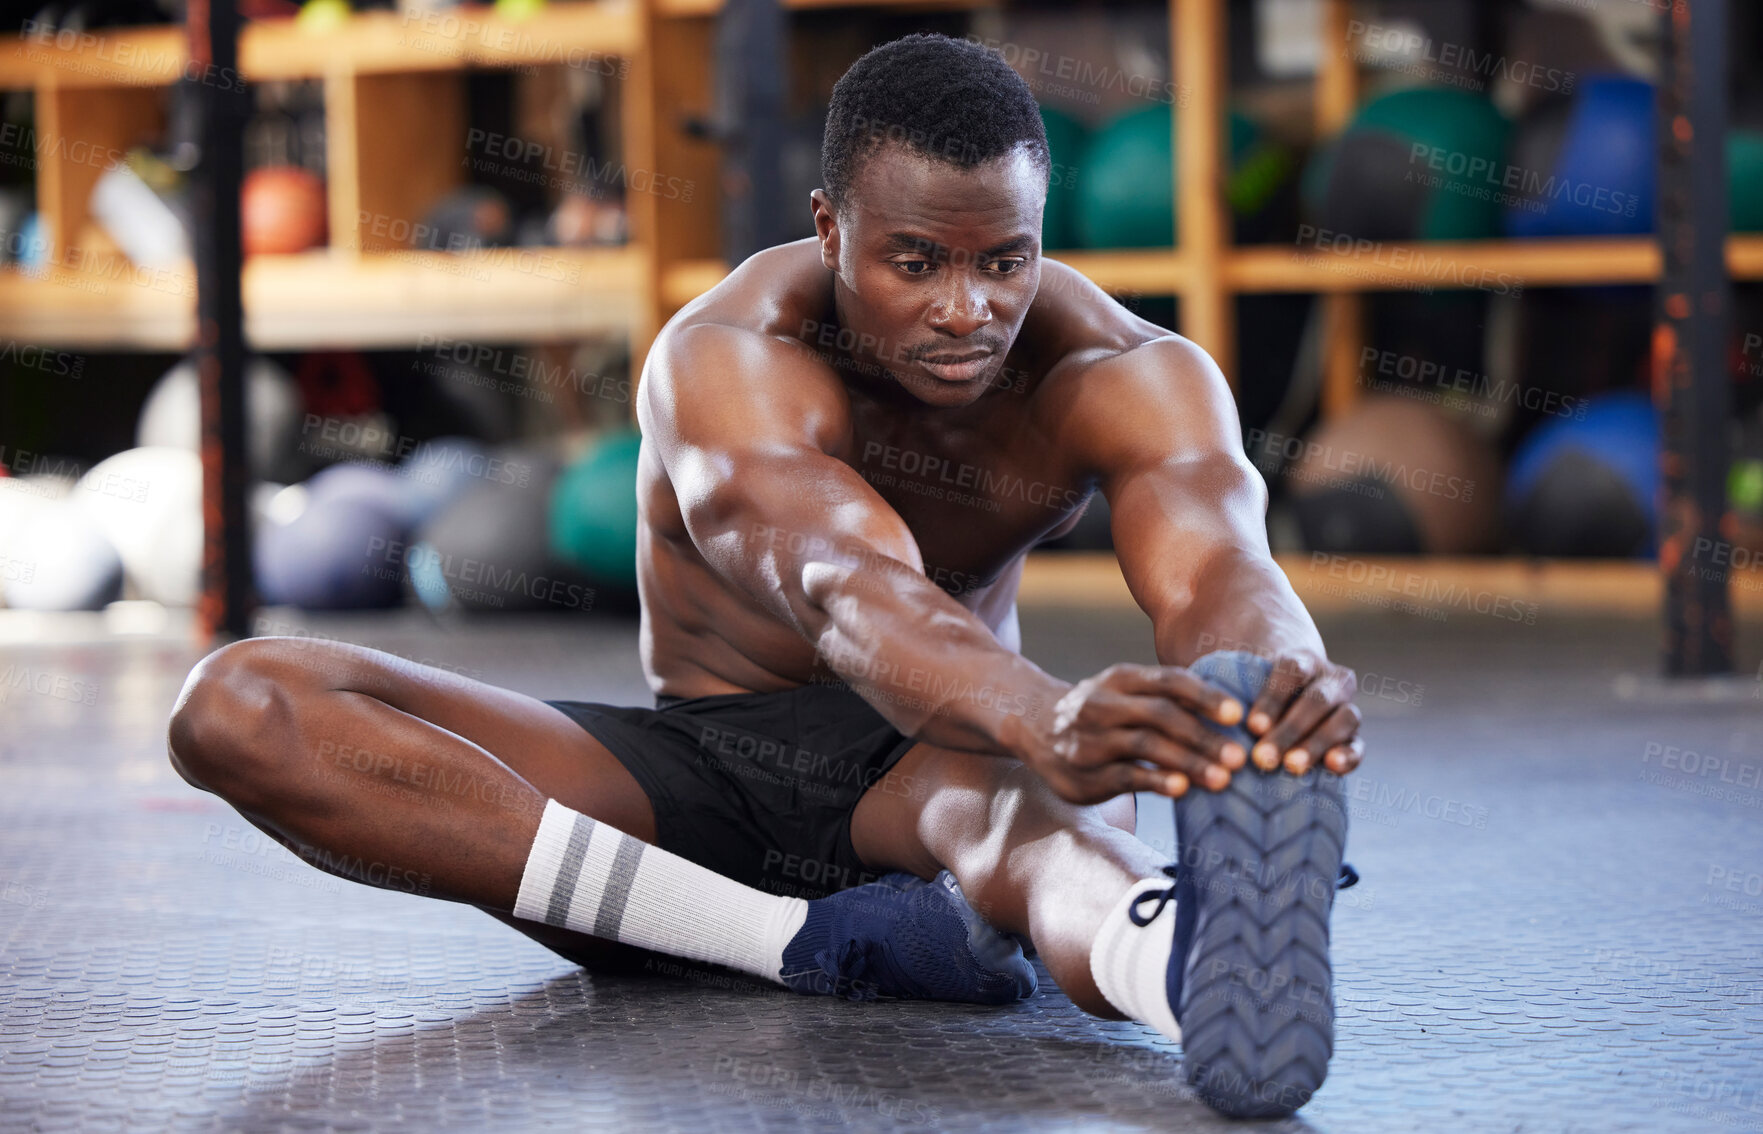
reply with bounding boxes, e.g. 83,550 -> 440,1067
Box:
988,259 -> 1025,275
896,260 -> 934,275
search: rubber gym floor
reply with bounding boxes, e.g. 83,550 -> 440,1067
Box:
2,600 -> 1760,1133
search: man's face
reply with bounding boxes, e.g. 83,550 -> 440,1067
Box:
812,143 -> 1044,410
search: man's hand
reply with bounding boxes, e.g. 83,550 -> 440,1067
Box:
1242,651 -> 1364,777
1028,663 -> 1250,805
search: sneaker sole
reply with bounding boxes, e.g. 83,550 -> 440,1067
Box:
1172,764 -> 1348,1119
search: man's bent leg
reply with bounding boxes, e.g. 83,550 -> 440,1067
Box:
851,741 -> 1158,1016
166,637 -> 1034,1000
851,650 -> 1349,1117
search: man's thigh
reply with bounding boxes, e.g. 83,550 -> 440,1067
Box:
247,636 -> 657,842
847,741 -> 1136,880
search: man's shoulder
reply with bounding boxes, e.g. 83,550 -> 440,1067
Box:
1029,262 -> 1221,402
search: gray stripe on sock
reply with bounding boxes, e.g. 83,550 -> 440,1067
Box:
546,813 -> 596,927
593,834 -> 646,940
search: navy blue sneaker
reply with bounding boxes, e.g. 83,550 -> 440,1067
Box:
780,870 -> 1037,1004
1154,650 -> 1356,1119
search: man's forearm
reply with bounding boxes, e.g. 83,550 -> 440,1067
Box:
802,561 -> 1068,760
1153,548 -> 1325,668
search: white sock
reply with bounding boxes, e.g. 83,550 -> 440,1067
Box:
1089,878 -> 1184,1041
513,798 -> 808,983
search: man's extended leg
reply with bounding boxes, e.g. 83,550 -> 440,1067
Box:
167,637 -> 1031,1000
851,650 -> 1349,1118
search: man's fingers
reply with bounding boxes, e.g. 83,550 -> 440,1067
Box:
1323,737 -> 1366,775
1283,703 -> 1364,775
1247,654 -> 1314,737
1060,762 -> 1189,805
1095,727 -> 1232,791
1107,663 -> 1243,727
1262,670 -> 1355,770
1126,694 -> 1248,769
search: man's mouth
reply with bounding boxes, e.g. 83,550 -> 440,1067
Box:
916,351 -> 993,383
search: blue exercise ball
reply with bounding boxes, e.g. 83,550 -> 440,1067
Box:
255,485 -> 409,609
1505,390 -> 1659,558
397,436 -> 489,527
305,461 -> 430,533
1504,77 -> 1655,238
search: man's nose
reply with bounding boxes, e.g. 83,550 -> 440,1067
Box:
927,275 -> 992,338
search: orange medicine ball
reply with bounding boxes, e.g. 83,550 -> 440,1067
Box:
242,166 -> 327,255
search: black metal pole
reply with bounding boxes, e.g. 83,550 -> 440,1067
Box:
716,0 -> 787,264
187,0 -> 254,642
1657,0 -> 1733,676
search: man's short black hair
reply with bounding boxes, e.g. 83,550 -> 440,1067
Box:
822,33 -> 1049,210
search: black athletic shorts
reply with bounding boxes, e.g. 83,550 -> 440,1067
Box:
544,681 -> 922,901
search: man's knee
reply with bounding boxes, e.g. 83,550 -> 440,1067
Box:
1186,649 -> 1274,706
167,638 -> 306,801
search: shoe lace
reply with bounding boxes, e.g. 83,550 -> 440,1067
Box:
815,939 -> 878,1001
1128,861 -> 1360,928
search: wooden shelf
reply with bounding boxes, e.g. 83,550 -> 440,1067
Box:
0,3 -> 639,90
0,246 -> 640,350
1019,552 -> 1763,618
652,0 -> 989,16
1231,237 -> 1661,293
659,236 -> 1763,313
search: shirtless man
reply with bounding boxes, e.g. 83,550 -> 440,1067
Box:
166,33 -> 1363,1119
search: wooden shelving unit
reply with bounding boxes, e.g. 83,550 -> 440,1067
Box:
3,0 -> 1741,399
641,0 -> 1747,413
0,3 -> 653,352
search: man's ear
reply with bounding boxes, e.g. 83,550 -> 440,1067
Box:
810,189 -> 840,271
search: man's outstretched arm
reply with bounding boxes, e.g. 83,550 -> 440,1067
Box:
1079,335 -> 1365,777
641,323 -> 1244,803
